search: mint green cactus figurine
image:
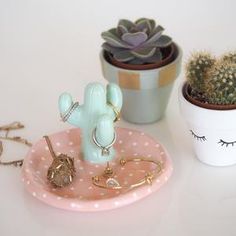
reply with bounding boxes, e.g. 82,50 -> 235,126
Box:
58,82 -> 122,164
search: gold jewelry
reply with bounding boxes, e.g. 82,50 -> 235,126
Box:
0,121 -> 24,134
60,102 -> 79,122
0,122 -> 32,167
44,136 -> 76,188
92,128 -> 116,156
92,157 -> 162,190
107,101 -> 120,122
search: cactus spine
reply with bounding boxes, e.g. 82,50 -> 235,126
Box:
221,51 -> 236,64
205,62 -> 236,105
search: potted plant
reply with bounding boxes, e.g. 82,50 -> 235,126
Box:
179,51 -> 236,166
100,18 -> 182,124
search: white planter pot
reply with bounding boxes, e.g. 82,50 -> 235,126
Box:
179,83 -> 236,166
100,44 -> 182,124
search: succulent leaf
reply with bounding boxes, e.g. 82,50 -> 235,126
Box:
135,18 -> 147,24
152,35 -> 172,47
136,19 -> 152,34
118,19 -> 135,30
108,28 -> 120,37
135,18 -> 155,29
101,31 -> 132,48
128,58 -> 145,65
149,25 -> 164,38
121,32 -> 148,47
144,25 -> 165,45
102,43 -> 123,54
117,25 -> 128,36
131,47 -> 156,59
113,50 -> 135,62
143,49 -> 162,63
149,19 -> 156,30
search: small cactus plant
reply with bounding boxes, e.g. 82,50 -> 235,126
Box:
101,18 -> 172,65
185,52 -> 216,97
205,62 -> 236,105
185,51 -> 236,106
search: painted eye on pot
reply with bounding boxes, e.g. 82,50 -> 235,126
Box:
218,139 -> 236,147
190,130 -> 206,142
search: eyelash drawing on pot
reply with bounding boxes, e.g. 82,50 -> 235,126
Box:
190,130 -> 206,142
190,130 -> 236,147
218,139 -> 236,147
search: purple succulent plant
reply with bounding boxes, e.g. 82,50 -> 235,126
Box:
101,18 -> 172,65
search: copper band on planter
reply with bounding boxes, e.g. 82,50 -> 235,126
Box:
158,63 -> 177,87
118,71 -> 140,90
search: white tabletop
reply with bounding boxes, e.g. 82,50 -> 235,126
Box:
0,0 -> 236,235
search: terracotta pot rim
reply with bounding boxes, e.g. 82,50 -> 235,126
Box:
182,82 -> 236,111
104,43 -> 178,71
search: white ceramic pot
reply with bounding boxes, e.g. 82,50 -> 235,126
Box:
100,44 -> 182,124
179,83 -> 236,166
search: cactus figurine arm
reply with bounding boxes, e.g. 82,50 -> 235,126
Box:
58,93 -> 83,127
106,83 -> 123,121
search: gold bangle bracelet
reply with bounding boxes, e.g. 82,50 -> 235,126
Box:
107,101 -> 121,123
92,157 -> 163,191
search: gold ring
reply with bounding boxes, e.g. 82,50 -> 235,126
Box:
92,128 -> 116,156
107,101 -> 121,122
60,102 -> 79,122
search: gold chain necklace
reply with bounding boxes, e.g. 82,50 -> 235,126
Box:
0,122 -> 32,167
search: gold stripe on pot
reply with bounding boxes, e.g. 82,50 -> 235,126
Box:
101,60 -> 106,78
158,63 -> 177,87
118,71 -> 140,90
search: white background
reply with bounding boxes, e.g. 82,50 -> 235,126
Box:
0,0 -> 236,235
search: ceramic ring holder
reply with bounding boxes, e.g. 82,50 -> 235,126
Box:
58,82 -> 122,163
22,82 -> 173,211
